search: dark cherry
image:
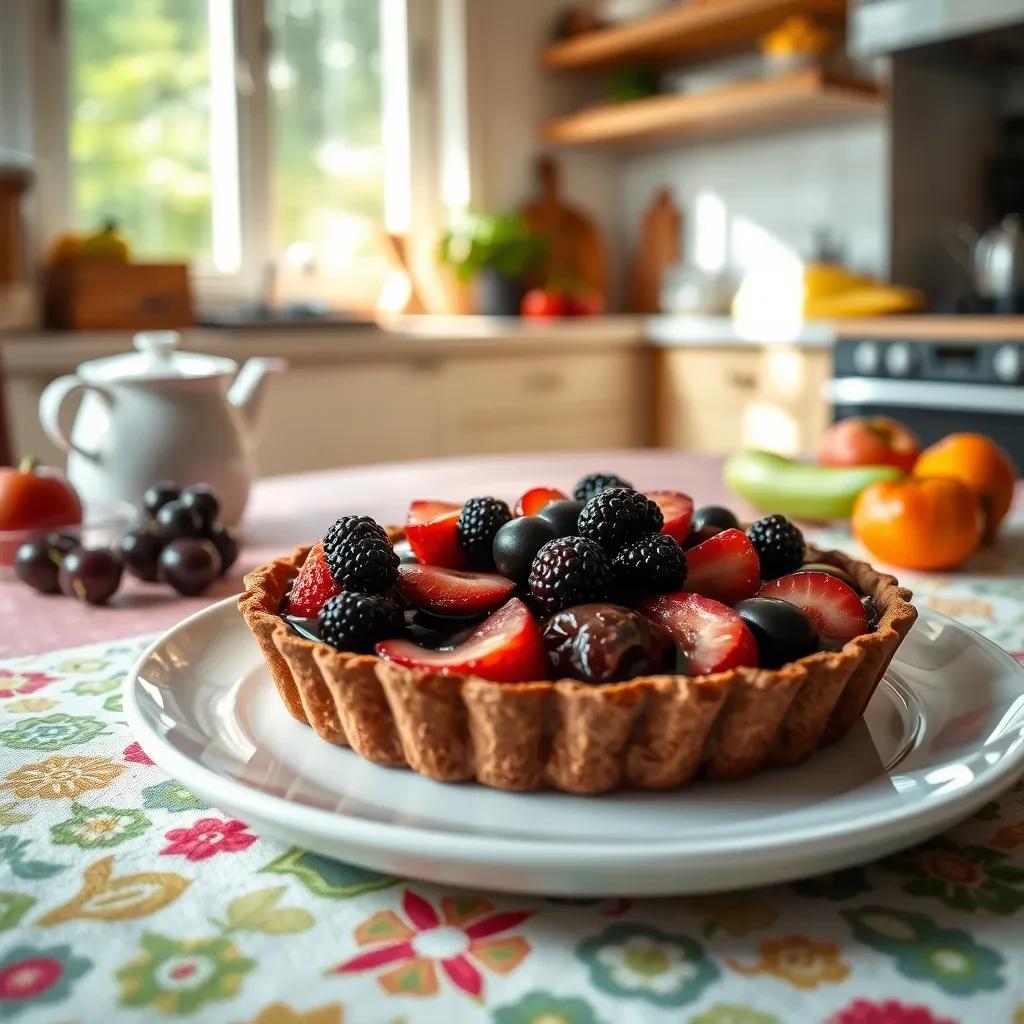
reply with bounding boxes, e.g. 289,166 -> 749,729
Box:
158,539 -> 222,596
14,539 -> 62,594
46,532 -> 82,557
542,602 -> 672,684
735,597 -> 819,669
154,500 -> 203,541
59,548 -> 123,605
799,562 -> 860,592
180,484 -> 220,529
144,481 -> 181,518
206,523 -> 239,575
493,516 -> 558,583
119,528 -> 165,582
682,523 -> 725,550
536,499 -> 584,538
691,505 -> 740,533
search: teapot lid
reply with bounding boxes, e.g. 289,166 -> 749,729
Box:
79,331 -> 237,382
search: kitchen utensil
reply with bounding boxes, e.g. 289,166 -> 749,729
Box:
520,156 -> 609,304
38,331 -> 285,525
127,598 -> 1024,896
627,187 -> 681,312
972,214 -> 1024,308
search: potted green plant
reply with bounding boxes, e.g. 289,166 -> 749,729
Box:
438,210 -> 547,315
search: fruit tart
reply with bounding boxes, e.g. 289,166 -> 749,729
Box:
240,473 -> 917,794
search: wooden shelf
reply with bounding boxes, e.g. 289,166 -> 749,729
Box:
543,0 -> 849,71
542,67 -> 882,148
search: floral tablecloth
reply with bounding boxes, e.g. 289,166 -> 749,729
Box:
1,525 -> 1023,1024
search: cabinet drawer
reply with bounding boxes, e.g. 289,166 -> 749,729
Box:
442,351 -> 645,451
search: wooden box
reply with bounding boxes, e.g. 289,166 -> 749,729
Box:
45,260 -> 194,330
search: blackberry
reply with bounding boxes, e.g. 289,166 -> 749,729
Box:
573,472 -> 633,503
324,515 -> 390,551
457,497 -> 512,568
577,487 -> 663,552
324,518 -> 399,595
613,532 -> 687,599
747,514 -> 805,579
527,535 -> 613,615
318,592 -> 402,652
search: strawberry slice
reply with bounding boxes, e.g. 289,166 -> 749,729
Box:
639,592 -> 758,675
396,563 -> 516,615
515,487 -> 567,517
758,571 -> 869,647
683,528 -> 760,605
376,597 -> 549,682
646,490 -> 694,543
286,542 -> 340,618
405,500 -> 468,569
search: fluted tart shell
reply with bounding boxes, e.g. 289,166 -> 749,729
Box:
239,532 -> 917,794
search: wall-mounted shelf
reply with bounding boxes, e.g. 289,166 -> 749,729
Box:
542,67 -> 882,148
542,0 -> 849,71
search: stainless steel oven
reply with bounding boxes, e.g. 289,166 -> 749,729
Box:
826,338 -> 1024,470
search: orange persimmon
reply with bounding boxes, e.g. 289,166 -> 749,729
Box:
913,433 -> 1016,542
852,476 -> 983,571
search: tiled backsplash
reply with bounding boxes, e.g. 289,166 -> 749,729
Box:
620,119 -> 889,279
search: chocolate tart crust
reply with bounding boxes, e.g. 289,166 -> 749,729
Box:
238,537 -> 917,794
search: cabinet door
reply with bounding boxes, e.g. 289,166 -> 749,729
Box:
440,350 -> 646,454
654,348 -> 760,454
253,357 -> 443,474
654,346 -> 831,456
755,348 -> 831,455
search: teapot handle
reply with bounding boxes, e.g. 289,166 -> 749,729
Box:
39,375 -> 113,460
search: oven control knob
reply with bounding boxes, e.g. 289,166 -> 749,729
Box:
993,344 -> 1022,383
885,342 -> 916,377
853,341 -> 880,375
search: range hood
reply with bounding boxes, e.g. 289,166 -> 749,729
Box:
851,0 -> 1024,56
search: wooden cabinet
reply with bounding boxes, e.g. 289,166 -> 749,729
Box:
653,345 -> 830,456
440,349 -> 646,456
247,346 -> 647,475
254,357 -> 445,474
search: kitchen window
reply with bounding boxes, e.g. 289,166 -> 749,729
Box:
28,0 -> 419,307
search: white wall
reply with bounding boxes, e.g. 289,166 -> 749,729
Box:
620,118 -> 889,281
462,0 -> 622,292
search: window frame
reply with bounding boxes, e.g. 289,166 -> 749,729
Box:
13,0 -> 436,309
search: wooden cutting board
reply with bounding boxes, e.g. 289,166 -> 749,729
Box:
520,157 -> 609,302
628,187 -> 682,313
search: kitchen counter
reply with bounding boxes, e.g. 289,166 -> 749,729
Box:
832,315 -> 1024,339
0,317 -> 648,374
12,312 -> 1019,377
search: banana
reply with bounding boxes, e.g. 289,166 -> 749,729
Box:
724,450 -> 903,520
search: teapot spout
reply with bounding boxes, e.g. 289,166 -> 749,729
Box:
228,357 -> 287,431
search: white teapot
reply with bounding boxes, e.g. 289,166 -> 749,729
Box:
39,331 -> 285,525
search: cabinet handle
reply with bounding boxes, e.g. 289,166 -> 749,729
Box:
523,373 -> 562,393
409,356 -> 440,373
727,370 -> 757,390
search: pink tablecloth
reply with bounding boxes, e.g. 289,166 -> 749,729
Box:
0,450 -> 733,657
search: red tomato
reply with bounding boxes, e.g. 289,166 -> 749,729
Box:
521,289 -> 569,319
565,290 -> 604,317
0,457 -> 83,565
0,458 -> 83,532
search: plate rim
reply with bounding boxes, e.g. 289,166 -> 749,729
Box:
124,595 -> 1024,868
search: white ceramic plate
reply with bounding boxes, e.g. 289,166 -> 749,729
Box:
125,598 -> 1024,896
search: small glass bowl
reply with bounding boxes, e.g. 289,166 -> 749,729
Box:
0,499 -> 139,576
